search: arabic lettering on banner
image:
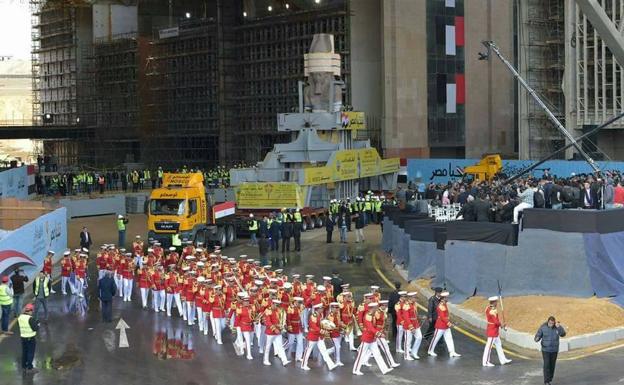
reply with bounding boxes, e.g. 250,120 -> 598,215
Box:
0,207 -> 67,280
359,148 -> 382,178
339,111 -> 366,131
380,158 -> 400,174
236,183 -> 304,209
408,158 -> 624,184
332,150 -> 359,181
303,167 -> 333,186
0,167 -> 28,200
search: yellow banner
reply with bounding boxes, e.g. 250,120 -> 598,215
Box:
380,158 -> 400,174
339,111 -> 366,130
236,183 -> 304,209
332,150 -> 358,181
303,149 -> 400,185
359,148 -> 382,177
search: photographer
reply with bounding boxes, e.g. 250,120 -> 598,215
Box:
11,269 -> 28,317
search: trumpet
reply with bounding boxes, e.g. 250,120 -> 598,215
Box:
352,315 -> 363,337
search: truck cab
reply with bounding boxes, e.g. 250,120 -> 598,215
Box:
147,172 -> 238,247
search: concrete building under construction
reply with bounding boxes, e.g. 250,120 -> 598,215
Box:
29,0 -> 624,168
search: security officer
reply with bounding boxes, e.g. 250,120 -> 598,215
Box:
0,275 -> 13,334
157,166 -> 164,187
248,214 -> 258,246
293,209 -> 302,251
18,303 -> 40,373
281,211 -> 294,254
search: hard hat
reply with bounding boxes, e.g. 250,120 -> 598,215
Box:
249,213 -> 254,218
118,214 -> 123,219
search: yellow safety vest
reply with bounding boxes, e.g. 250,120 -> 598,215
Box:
34,277 -> 50,297
294,212 -> 302,223
18,314 -> 36,338
117,219 -> 126,231
248,220 -> 258,231
172,233 -> 182,247
0,284 -> 12,306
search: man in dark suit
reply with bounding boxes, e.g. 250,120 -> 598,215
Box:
473,193 -> 492,222
79,227 -> 92,250
98,271 -> 117,322
424,287 -> 443,341
580,181 -> 598,209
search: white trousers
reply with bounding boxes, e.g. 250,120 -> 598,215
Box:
353,341 -> 391,374
213,317 -> 225,344
287,332 -> 304,361
404,328 -> 423,358
356,228 -> 364,242
166,293 -> 183,317
345,329 -> 356,350
396,325 -> 404,352
115,274 -> 123,297
255,323 -> 266,353
428,328 -> 457,356
186,301 -> 195,325
61,276 -> 73,295
513,202 -> 532,223
122,278 -> 133,301
75,277 -> 84,296
302,340 -> 335,370
482,336 -> 508,365
243,331 -> 253,359
140,288 -> 149,308
378,337 -> 398,366
197,308 -> 204,331
331,336 -> 343,364
264,334 -> 289,365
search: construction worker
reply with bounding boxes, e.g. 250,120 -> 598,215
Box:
157,166 -> 164,188
18,303 -> 39,373
32,270 -> 51,321
293,208 -> 302,251
0,275 -> 13,334
248,214 -> 258,246
117,214 -> 129,248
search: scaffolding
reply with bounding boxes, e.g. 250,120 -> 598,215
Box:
575,0 -> 624,129
518,0 -> 566,159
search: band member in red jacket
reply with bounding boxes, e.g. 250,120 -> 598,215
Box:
482,296 -> 512,367
427,291 -> 461,358
137,265 -> 151,309
301,303 -> 337,371
402,291 -> 423,360
286,296 -> 305,362
60,251 -> 73,295
237,294 -> 255,360
352,303 -> 392,376
262,300 -> 290,366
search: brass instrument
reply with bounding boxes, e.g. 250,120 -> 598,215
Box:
352,314 -> 363,337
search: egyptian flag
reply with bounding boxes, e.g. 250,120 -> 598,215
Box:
437,73 -> 465,114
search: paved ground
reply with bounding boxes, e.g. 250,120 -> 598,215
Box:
0,222 -> 623,385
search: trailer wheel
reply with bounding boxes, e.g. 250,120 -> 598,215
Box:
217,228 -> 227,247
225,224 -> 236,246
315,216 -> 324,228
194,229 -> 206,246
301,219 -> 308,232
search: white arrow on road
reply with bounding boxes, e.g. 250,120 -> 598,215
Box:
115,318 -> 130,348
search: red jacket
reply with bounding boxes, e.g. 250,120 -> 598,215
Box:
264,308 -> 281,335
434,303 -> 450,329
402,302 -> 420,330
485,306 -> 501,337
286,304 -> 303,334
61,258 -> 72,277
327,311 -> 342,338
307,311 -> 323,341
237,305 -> 255,332
43,257 -> 53,275
361,312 -> 380,343
138,270 -> 151,289
210,293 -> 225,318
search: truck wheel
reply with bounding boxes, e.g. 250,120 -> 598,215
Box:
301,219 -> 308,232
194,230 -> 206,246
226,225 -> 236,246
217,228 -> 227,247
315,216 -> 324,228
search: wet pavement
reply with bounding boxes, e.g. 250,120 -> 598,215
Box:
1,226 -> 623,385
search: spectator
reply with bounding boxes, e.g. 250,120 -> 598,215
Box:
513,183 -> 536,223
604,178 -> 615,209
10,269 -> 28,317
325,214 -> 334,243
580,181 -> 598,209
337,213 -> 348,243
535,316 -> 566,385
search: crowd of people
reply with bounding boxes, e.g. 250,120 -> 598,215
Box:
403,170 -> 624,223
34,164 -> 249,196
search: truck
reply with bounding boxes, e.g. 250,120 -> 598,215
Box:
462,154 -> 502,182
147,173 -> 238,247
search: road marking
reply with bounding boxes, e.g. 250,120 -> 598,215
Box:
559,342 -> 624,361
371,252 -> 531,360
116,318 -> 130,348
